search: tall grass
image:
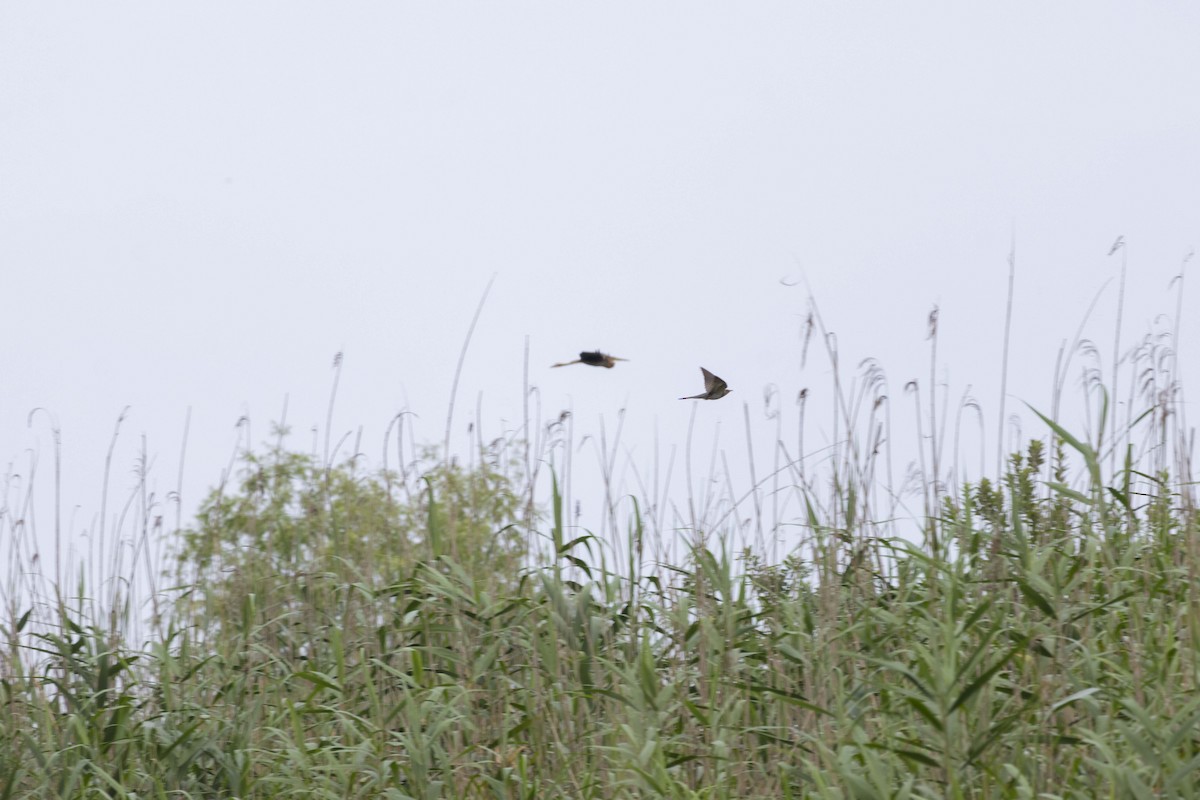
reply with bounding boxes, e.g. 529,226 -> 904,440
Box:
1,293 -> 1198,798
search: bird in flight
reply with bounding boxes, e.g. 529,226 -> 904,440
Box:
551,351 -> 628,369
680,367 -> 731,400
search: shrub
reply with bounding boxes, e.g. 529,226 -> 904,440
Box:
171,432 -> 528,628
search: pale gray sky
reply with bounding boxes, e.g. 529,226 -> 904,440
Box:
3,4 -> 1199,565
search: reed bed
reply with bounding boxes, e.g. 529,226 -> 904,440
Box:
1,297 -> 1198,799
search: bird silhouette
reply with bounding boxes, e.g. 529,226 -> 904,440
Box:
551,351 -> 628,369
680,367 -> 731,400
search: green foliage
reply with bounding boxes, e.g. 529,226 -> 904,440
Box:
5,372 -> 1200,798
172,433 -> 527,625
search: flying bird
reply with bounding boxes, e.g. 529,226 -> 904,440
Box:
551,351 -> 628,369
680,367 -> 732,400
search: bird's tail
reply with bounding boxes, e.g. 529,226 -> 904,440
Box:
551,360 -> 581,368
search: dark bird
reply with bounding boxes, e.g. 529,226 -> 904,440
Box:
680,367 -> 732,400
551,351 -> 628,369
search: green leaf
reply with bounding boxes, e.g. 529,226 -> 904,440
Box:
1051,687 -> 1100,712
1016,578 -> 1057,619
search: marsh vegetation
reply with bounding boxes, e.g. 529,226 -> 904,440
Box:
2,295 -> 1198,799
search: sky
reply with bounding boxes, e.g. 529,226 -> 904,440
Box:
2,4 -> 1199,577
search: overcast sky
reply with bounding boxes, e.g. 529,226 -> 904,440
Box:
3,4 -> 1199,571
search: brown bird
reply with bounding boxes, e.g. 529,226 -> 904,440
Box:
680,367 -> 732,400
551,351 -> 628,369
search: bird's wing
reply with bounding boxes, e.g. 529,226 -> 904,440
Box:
701,368 -> 727,393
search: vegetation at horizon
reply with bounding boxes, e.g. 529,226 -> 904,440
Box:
1,292 -> 1198,798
